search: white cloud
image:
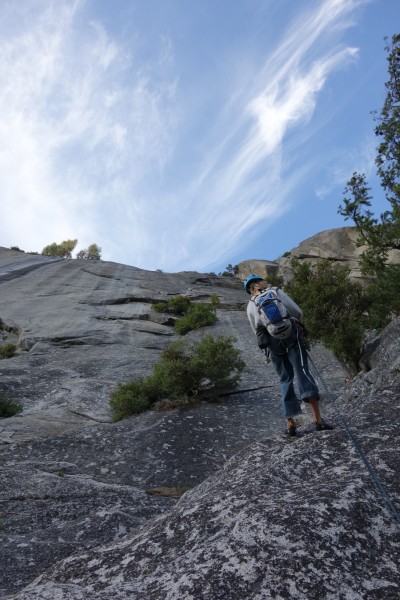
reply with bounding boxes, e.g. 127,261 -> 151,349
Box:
0,0 -> 369,271
167,0 -> 365,271
0,0 -> 177,253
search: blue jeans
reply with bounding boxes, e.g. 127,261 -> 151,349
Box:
269,328 -> 319,419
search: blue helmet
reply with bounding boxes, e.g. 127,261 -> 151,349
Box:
243,274 -> 264,294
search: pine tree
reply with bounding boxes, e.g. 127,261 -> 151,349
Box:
339,34 -> 400,274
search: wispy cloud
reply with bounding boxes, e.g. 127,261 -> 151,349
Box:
315,134 -> 377,200
170,0 -> 364,270
0,0 -> 177,254
0,0 -> 368,270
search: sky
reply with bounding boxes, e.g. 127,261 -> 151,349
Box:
1,0 -> 399,273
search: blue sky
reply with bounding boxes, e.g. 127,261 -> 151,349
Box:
1,0 -> 399,273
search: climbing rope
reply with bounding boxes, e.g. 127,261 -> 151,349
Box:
307,351 -> 400,533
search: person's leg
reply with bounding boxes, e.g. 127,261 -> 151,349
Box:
307,396 -> 322,423
271,352 -> 302,425
287,336 -> 333,429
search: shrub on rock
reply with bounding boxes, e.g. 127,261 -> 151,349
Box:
0,393 -> 22,417
0,343 -> 16,359
110,335 -> 245,421
174,304 -> 217,335
152,295 -> 191,315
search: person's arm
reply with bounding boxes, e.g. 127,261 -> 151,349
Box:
246,301 -> 259,335
247,301 -> 270,349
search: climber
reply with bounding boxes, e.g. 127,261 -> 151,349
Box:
243,274 -> 334,436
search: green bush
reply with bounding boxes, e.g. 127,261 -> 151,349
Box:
362,264 -> 400,330
152,295 -> 191,315
152,296 -> 218,334
109,335 -> 245,421
0,393 -> 22,417
168,296 -> 191,315
0,344 -> 16,359
265,273 -> 284,287
210,293 -> 220,311
110,378 -> 157,421
285,260 -> 369,372
174,303 -> 217,335
152,301 -> 168,312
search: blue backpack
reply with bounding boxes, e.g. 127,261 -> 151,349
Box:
253,288 -> 293,339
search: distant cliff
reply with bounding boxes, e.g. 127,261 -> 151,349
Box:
237,226 -> 400,283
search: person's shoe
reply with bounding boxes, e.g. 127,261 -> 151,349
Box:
286,423 -> 297,437
315,419 -> 334,431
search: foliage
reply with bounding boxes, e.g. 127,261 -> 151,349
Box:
174,303 -> 217,335
10,246 -> 23,252
266,273 -> 284,287
220,264 -> 239,276
110,335 -> 245,421
0,343 -> 16,359
152,295 -> 218,334
110,378 -> 156,420
210,293 -> 220,312
0,393 -> 22,417
285,260 -> 369,372
76,243 -> 102,260
42,239 -> 78,258
152,295 -> 191,315
338,34 -> 400,275
362,264 -> 400,330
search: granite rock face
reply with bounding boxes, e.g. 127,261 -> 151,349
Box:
10,319 -> 400,600
2,247 -> 398,599
0,248 -> 345,597
0,249 -> 248,442
237,226 -> 400,283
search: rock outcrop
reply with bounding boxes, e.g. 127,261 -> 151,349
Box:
9,319 -> 400,599
1,246 -> 399,599
0,248 -> 344,598
237,226 -> 400,283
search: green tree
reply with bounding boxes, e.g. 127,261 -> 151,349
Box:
285,260 -> 369,373
41,242 -> 58,257
42,239 -> 78,258
339,34 -> 400,273
76,243 -> 102,260
361,264 -> 400,330
266,273 -> 284,287
221,264 -> 239,276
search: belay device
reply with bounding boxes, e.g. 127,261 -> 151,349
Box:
254,288 -> 293,339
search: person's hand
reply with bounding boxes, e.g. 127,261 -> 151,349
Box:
262,348 -> 271,365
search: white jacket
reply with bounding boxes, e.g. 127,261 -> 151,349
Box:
246,288 -> 303,335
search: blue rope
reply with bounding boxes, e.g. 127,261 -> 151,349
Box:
308,351 -> 400,533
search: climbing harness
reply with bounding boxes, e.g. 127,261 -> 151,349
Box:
307,351 -> 400,533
